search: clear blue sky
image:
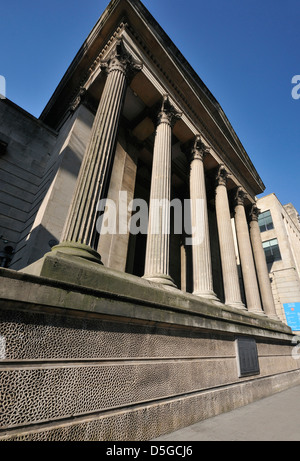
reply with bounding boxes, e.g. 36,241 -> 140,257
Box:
1,0 -> 299,212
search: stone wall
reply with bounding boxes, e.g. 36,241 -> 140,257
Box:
8,104 -> 95,271
0,255 -> 299,441
0,99 -> 57,265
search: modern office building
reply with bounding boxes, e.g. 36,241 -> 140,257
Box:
257,194 -> 300,331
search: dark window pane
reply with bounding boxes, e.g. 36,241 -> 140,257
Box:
272,245 -> 281,261
264,248 -> 273,263
258,210 -> 274,233
262,238 -> 281,263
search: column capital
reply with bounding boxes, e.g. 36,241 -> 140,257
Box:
101,40 -> 143,83
234,187 -> 247,207
249,204 -> 261,222
216,165 -> 230,187
156,95 -> 182,128
69,87 -> 98,114
190,134 -> 210,162
69,87 -> 87,113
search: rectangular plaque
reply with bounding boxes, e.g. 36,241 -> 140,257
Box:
236,337 -> 260,377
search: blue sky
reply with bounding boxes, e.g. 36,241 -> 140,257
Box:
1,0 -> 300,212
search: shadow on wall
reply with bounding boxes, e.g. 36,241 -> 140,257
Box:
267,262 -> 275,274
9,225 -> 59,270
8,111 -> 94,271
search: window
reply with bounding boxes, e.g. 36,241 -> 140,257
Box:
258,210 -> 274,232
262,239 -> 281,263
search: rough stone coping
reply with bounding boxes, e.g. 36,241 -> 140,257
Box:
0,251 -> 292,340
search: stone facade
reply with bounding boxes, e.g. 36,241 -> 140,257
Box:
0,100 -> 57,268
0,260 -> 298,441
256,194 -> 300,329
0,0 -> 299,441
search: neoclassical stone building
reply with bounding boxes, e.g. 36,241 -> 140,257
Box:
0,2 -> 275,316
0,0 -> 299,441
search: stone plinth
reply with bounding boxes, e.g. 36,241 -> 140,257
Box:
0,253 -> 298,441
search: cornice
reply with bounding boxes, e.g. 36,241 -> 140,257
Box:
39,9 -> 128,126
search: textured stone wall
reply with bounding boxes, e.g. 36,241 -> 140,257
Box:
0,264 -> 299,441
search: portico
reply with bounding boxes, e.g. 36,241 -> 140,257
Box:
43,25 -> 274,318
25,12 -> 270,315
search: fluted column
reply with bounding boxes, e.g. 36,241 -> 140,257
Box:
249,205 -> 279,319
234,188 -> 265,315
189,136 -> 218,299
143,95 -> 181,287
53,41 -> 142,262
215,166 -> 246,309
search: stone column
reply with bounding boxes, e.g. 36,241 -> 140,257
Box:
215,166 -> 246,309
143,95 -> 181,287
189,135 -> 218,300
249,205 -> 279,319
234,188 -> 265,315
53,41 -> 142,263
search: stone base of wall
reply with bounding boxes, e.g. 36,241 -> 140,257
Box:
2,371 -> 300,441
0,252 -> 299,441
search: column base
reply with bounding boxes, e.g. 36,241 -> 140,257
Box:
248,308 -> 267,317
193,290 -> 220,302
267,314 -> 281,321
142,273 -> 177,289
51,242 -> 103,265
227,301 -> 247,311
